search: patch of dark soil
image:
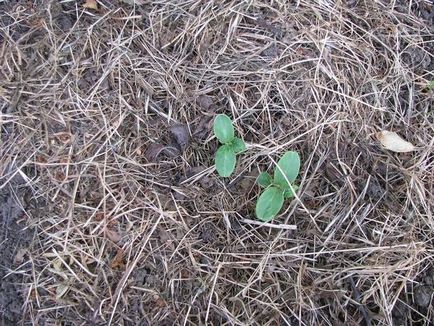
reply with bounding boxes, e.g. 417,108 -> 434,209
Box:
0,176 -> 33,325
393,0 -> 434,25
391,266 -> 434,325
199,222 -> 218,244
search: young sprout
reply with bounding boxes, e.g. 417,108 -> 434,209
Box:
255,151 -> 301,222
213,114 -> 246,177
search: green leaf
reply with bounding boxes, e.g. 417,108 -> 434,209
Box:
215,145 -> 236,177
283,184 -> 299,199
255,186 -> 285,222
229,137 -> 246,154
257,172 -> 272,188
428,80 -> 434,90
213,114 -> 234,144
273,151 -> 300,188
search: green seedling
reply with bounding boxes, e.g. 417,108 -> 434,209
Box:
213,114 -> 246,177
255,151 -> 301,222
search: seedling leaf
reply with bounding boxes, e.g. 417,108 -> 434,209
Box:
274,151 -> 300,188
230,137 -> 246,153
213,114 -> 234,144
215,145 -> 236,177
283,184 -> 299,199
257,172 -> 272,188
255,186 -> 284,222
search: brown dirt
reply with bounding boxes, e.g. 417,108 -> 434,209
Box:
1,0 -> 433,325
0,175 -> 34,325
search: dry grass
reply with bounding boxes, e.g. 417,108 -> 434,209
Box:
1,0 -> 433,325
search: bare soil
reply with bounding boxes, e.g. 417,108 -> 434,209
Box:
0,175 -> 33,325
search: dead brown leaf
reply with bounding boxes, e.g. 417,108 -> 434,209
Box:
35,155 -> 47,163
144,143 -> 180,161
169,124 -> 189,152
83,0 -> 98,10
152,294 -> 166,308
111,249 -> 125,269
54,171 -> 66,182
94,211 -> 105,221
196,95 -> 216,111
54,132 -> 74,144
376,130 -> 416,153
144,143 -> 164,161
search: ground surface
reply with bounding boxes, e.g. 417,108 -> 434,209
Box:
0,0 -> 433,325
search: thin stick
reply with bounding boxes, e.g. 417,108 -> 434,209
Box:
240,218 -> 297,230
